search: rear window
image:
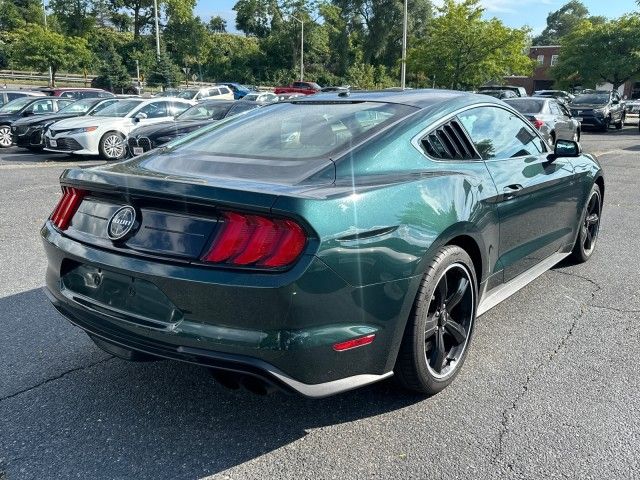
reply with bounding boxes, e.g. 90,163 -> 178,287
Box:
165,101 -> 416,160
505,99 -> 546,114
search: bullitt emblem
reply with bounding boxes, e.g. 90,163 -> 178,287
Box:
107,206 -> 137,240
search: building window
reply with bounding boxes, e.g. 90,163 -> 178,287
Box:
551,55 -> 559,66
537,55 -> 545,66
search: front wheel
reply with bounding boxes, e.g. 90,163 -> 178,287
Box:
570,184 -> 602,263
615,115 -> 624,130
601,117 -> 611,132
0,125 -> 12,148
394,245 -> 477,395
99,131 -> 126,160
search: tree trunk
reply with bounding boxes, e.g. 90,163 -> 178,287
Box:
134,6 -> 140,39
51,66 -> 57,87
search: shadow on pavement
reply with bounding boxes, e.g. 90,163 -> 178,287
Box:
0,288 -> 423,480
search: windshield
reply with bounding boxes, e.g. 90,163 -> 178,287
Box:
58,99 -> 95,114
505,99 -> 546,114
177,90 -> 199,99
163,101 -> 416,161
178,103 -> 231,120
95,99 -> 142,117
572,94 -> 609,105
0,97 -> 33,113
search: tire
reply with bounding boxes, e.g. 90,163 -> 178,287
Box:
601,117 -> 611,132
550,131 -> 556,145
570,184 -> 602,264
99,131 -> 126,160
615,116 -> 623,130
576,129 -> 581,142
0,125 -> 12,148
394,245 -> 478,395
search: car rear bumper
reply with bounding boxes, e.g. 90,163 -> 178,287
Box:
42,222 -> 416,396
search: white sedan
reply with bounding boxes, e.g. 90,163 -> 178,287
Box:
44,97 -> 194,160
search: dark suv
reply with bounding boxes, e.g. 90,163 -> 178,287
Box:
569,90 -> 625,131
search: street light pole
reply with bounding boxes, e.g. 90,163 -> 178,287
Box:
153,0 -> 161,57
400,0 -> 408,89
42,0 -> 53,87
290,15 -> 304,81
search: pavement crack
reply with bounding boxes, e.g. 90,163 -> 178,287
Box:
591,304 -> 640,314
491,269 -> 602,470
0,356 -> 114,403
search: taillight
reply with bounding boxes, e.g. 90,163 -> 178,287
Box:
333,334 -> 376,352
532,118 -> 545,129
201,211 -> 307,269
49,186 -> 86,230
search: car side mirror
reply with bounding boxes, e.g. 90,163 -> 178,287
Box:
23,110 -> 35,117
549,139 -> 581,161
134,112 -> 148,122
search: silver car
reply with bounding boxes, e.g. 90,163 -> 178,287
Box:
505,97 -> 581,145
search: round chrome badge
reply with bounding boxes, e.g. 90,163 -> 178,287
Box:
107,206 -> 137,240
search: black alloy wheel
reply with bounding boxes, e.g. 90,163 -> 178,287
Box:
571,184 -> 602,263
395,245 -> 477,395
424,263 -> 475,379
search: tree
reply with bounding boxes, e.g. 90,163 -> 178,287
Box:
408,0 -> 532,89
533,0 -> 605,45
110,0 -> 195,38
49,0 -> 95,36
93,45 -> 132,92
208,15 -> 227,33
204,33 -> 263,83
10,24 -> 92,85
233,0 -> 276,38
164,14 -> 210,68
552,15 -> 640,91
146,52 -> 182,88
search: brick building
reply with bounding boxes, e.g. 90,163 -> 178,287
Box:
504,45 -> 640,99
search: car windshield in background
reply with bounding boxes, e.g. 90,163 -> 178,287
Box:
96,100 -> 143,117
505,99 -> 546,114
0,97 -> 33,113
178,103 -> 231,120
225,102 -> 259,116
177,90 -> 199,99
165,102 -> 416,160
572,94 -> 609,105
58,99 -> 96,114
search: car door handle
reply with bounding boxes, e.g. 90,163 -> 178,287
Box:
503,184 -> 523,199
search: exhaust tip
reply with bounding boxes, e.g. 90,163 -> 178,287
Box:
241,376 -> 276,396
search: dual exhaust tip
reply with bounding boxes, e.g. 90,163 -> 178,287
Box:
208,369 -> 279,396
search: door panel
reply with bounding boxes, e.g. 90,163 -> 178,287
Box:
458,106 -> 580,281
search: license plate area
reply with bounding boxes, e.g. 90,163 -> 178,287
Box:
61,262 -> 183,329
574,117 -> 583,122
132,147 -> 144,155
50,139 -> 58,147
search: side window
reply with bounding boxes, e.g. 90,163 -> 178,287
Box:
458,106 -> 546,160
57,100 -> 74,109
419,119 -> 480,161
559,103 -> 571,117
137,101 -> 169,118
60,92 -> 76,98
293,82 -> 303,88
7,93 -> 23,101
30,99 -> 54,113
220,86 -> 231,95
209,88 -> 220,97
169,102 -> 190,116
549,102 -> 562,115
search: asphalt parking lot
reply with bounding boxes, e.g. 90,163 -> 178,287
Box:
1,125 -> 639,479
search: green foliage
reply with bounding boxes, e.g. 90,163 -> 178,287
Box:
204,33 -> 263,83
49,0 -> 96,36
533,0 -> 606,46
0,1 -> 28,31
552,15 -> 640,90
9,24 -> 92,85
93,44 -> 131,92
346,62 -> 395,89
146,52 -> 182,88
164,14 -> 210,68
408,0 -> 532,89
208,16 -> 227,33
233,0 -> 276,38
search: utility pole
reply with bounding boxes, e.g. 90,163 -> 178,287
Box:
290,15 -> 304,81
153,0 -> 161,57
400,0 -> 408,89
42,0 -> 53,87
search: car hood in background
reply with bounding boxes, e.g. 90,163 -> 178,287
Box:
130,119 -> 212,138
570,104 -> 608,110
13,113 -> 79,127
48,116 -> 131,130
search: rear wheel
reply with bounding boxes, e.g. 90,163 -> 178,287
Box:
395,245 -> 477,395
99,131 -> 126,160
570,184 -> 602,263
0,125 -> 12,148
615,115 -> 623,129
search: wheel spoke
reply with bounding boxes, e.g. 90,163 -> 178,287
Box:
436,272 -> 448,310
586,213 -> 599,225
446,277 -> 469,310
424,313 -> 438,338
444,317 -> 467,345
431,328 -> 446,372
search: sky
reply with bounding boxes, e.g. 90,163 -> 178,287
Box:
195,0 -> 639,35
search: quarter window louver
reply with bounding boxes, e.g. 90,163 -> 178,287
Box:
420,120 -> 479,161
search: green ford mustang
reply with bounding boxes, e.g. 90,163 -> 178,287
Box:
42,90 -> 604,397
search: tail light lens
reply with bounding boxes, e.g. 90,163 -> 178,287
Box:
49,186 -> 86,231
532,118 -> 545,129
201,211 -> 307,269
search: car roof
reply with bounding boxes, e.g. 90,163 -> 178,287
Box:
2,90 -> 46,95
297,89 -> 502,109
